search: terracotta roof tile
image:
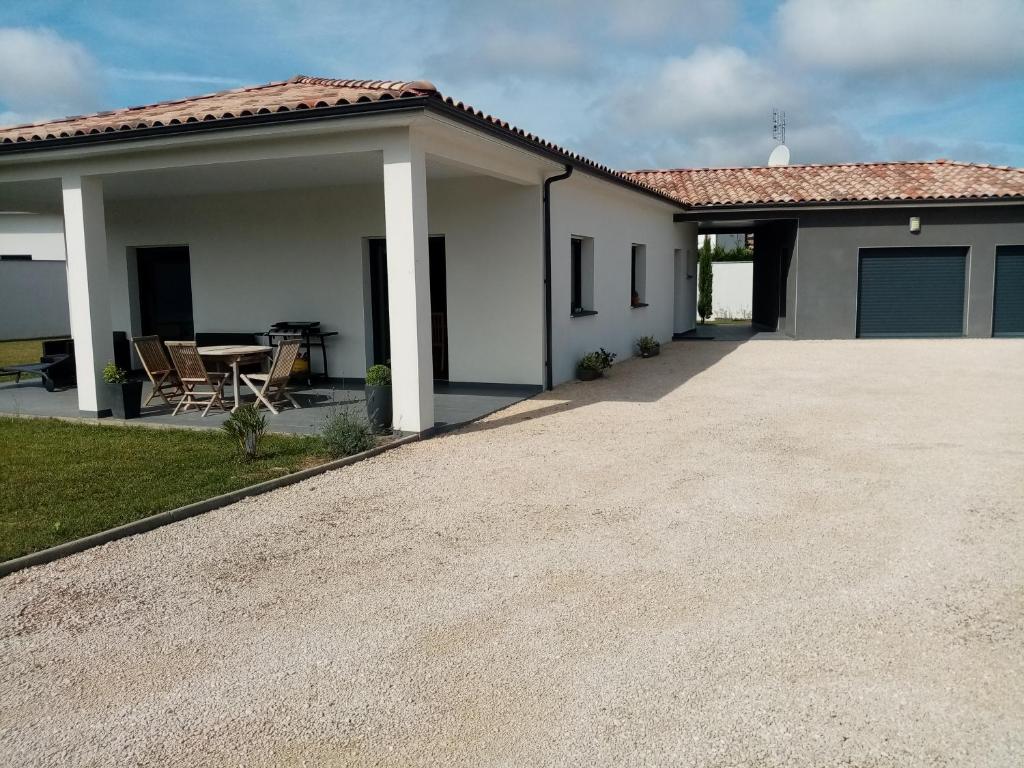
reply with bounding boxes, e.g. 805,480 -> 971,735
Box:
626,161 -> 1024,208
0,74 -> 676,205
0,76 -> 437,144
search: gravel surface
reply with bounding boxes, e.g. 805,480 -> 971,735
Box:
2,339 -> 1023,767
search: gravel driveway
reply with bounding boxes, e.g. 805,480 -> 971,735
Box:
2,339 -> 1023,767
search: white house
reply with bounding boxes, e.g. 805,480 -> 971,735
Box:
0,76 -> 698,433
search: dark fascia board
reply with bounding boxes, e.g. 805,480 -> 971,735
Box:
0,95 -> 684,209
674,196 -> 1024,220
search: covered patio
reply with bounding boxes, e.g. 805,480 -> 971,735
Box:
0,101 -> 556,433
0,377 -> 538,435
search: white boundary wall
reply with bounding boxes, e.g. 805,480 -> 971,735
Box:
0,213 -> 66,260
701,260 -> 753,320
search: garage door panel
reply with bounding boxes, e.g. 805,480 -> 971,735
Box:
857,247 -> 967,338
993,246 -> 1024,337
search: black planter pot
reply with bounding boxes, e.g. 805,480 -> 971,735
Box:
640,344 -> 661,358
365,384 -> 393,433
577,368 -> 602,381
110,380 -> 143,419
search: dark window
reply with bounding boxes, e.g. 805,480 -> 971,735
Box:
571,237 -> 583,314
0,254 -> 31,261
631,246 -> 637,297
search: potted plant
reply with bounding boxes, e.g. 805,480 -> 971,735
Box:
637,335 -> 660,358
576,348 -> 616,381
102,362 -> 142,419
365,363 -> 392,434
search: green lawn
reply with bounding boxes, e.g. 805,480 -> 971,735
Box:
0,337 -> 58,382
0,417 -> 328,562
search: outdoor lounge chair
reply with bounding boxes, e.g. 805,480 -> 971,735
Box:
239,338 -> 302,414
165,341 -> 228,417
0,353 -> 73,392
133,335 -> 184,406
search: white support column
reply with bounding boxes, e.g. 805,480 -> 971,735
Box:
62,175 -> 114,415
382,134 -> 434,433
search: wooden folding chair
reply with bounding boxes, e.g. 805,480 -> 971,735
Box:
165,341 -> 229,417
133,335 -> 184,406
240,339 -> 302,415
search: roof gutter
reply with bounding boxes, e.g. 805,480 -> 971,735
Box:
673,196 -> 1024,219
543,164 -> 573,390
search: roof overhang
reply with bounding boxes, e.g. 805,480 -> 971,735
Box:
674,196 -> 1024,221
0,95 -> 684,209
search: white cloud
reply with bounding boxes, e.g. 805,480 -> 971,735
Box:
432,30 -> 593,80
777,0 -> 1024,77
0,27 -> 101,121
629,47 -> 795,132
602,0 -> 738,42
104,68 -> 241,87
597,46 -> 858,168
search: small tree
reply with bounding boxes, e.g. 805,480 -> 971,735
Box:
697,237 -> 713,323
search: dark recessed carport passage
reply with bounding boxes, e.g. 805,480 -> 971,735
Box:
857,247 -> 967,338
993,245 -> 1024,337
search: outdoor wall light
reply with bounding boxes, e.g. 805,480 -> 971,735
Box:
909,216 -> 921,234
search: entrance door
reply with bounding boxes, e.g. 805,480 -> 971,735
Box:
857,247 -> 966,337
136,246 -> 194,340
368,236 -> 449,379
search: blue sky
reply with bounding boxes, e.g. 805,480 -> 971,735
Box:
2,0 -> 1022,169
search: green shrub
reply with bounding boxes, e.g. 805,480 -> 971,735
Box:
366,364 -> 392,387
636,336 -> 659,355
222,404 -> 268,460
102,362 -> 127,384
697,238 -> 713,323
713,246 -> 753,262
321,407 -> 376,458
578,347 -> 617,372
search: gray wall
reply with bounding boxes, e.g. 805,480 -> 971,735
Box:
0,260 -> 70,340
794,205 -> 1024,338
689,203 -> 1024,339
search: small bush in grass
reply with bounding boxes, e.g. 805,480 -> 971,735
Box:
222,404 -> 267,460
321,407 -> 376,458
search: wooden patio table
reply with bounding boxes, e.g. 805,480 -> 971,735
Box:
196,345 -> 272,411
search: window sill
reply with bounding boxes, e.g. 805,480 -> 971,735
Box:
630,302 -> 649,309
570,310 -> 598,319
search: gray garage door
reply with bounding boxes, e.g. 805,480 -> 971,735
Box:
993,246 -> 1024,337
857,247 -> 966,337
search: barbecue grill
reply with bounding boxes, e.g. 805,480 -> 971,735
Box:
261,321 -> 338,386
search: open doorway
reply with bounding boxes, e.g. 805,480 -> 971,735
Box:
367,236 -> 449,380
136,246 -> 194,340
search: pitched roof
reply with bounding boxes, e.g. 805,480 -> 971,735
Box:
0,76 -> 436,146
0,75 -> 677,205
627,161 -> 1024,209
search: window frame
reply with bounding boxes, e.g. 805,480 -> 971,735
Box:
630,243 -> 648,308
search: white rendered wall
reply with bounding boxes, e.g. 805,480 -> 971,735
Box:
0,213 -> 66,260
427,177 -> 543,385
104,175 -> 542,385
702,260 -> 753,320
549,173 -> 685,385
